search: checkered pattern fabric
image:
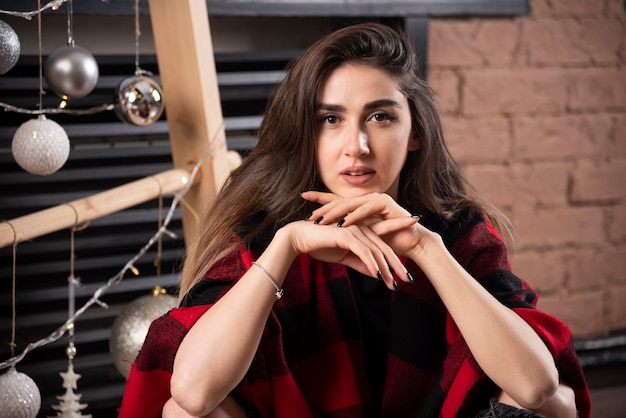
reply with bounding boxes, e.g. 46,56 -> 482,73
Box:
118,209 -> 591,418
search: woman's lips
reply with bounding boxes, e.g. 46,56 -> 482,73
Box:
340,167 -> 374,185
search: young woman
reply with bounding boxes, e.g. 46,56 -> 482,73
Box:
119,23 -> 590,418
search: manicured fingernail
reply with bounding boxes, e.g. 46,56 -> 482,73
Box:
406,270 -> 414,283
392,280 -> 398,291
314,216 -> 324,224
411,214 -> 423,220
337,218 -> 345,227
304,212 -> 313,220
377,270 -> 383,281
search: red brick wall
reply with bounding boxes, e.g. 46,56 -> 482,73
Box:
428,0 -> 626,338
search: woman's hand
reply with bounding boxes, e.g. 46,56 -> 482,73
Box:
280,215 -> 417,290
301,191 -> 427,258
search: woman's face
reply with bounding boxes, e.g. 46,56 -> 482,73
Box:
315,63 -> 419,200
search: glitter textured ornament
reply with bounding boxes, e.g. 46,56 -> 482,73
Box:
0,367 -> 41,418
44,45 -> 99,99
12,116 -> 70,176
109,290 -> 177,377
0,19 -> 20,75
115,75 -> 165,126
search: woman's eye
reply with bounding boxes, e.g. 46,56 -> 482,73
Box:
370,112 -> 392,122
321,114 -> 339,124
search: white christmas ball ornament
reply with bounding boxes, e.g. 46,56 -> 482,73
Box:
109,290 -> 177,377
44,45 -> 99,99
12,116 -> 70,176
0,367 -> 41,418
0,19 -> 20,75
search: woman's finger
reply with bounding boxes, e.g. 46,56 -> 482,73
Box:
343,223 -> 400,290
367,216 -> 420,237
338,196 -> 410,227
356,222 -> 413,286
291,221 -> 376,273
300,191 -> 339,205
304,192 -> 406,226
293,221 -> 400,291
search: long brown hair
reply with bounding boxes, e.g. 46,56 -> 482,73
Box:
179,22 -> 510,298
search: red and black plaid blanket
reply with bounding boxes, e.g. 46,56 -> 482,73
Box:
118,210 -> 591,417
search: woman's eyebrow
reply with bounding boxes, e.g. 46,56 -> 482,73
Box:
317,103 -> 344,112
317,99 -> 402,112
364,99 -> 403,110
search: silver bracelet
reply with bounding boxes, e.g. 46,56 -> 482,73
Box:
252,261 -> 284,300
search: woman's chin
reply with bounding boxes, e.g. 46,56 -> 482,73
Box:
336,188 -> 377,199
333,186 -> 397,200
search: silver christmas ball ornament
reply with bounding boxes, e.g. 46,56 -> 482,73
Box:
12,116 -> 70,176
109,290 -> 177,378
0,367 -> 41,418
115,75 -> 165,126
0,19 -> 20,75
44,45 -> 99,99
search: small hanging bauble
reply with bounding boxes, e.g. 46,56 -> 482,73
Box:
115,75 -> 165,126
12,115 -> 70,176
44,45 -> 99,99
0,367 -> 41,418
109,288 -> 177,377
0,19 -> 20,75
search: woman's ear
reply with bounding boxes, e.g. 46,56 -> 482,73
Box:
408,133 -> 421,152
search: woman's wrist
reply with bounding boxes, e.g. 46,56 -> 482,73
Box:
253,225 -> 300,291
273,223 -> 301,261
406,228 -> 445,267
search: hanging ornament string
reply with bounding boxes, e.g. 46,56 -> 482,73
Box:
66,225 -> 78,360
3,221 -> 19,358
133,0 -> 149,77
155,189 -> 164,283
67,204 -> 89,344
134,0 -> 142,75
66,0 -> 73,46
0,122 -> 224,371
11,236 -> 17,357
151,189 -> 167,298
38,0 -> 44,113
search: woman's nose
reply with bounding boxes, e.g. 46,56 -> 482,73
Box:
344,125 -> 370,157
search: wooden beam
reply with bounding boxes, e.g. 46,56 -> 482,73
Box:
0,168 -> 191,249
147,0 -> 231,247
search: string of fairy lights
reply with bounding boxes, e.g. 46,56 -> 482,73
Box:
0,1 -> 213,417
0,0 -> 67,20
